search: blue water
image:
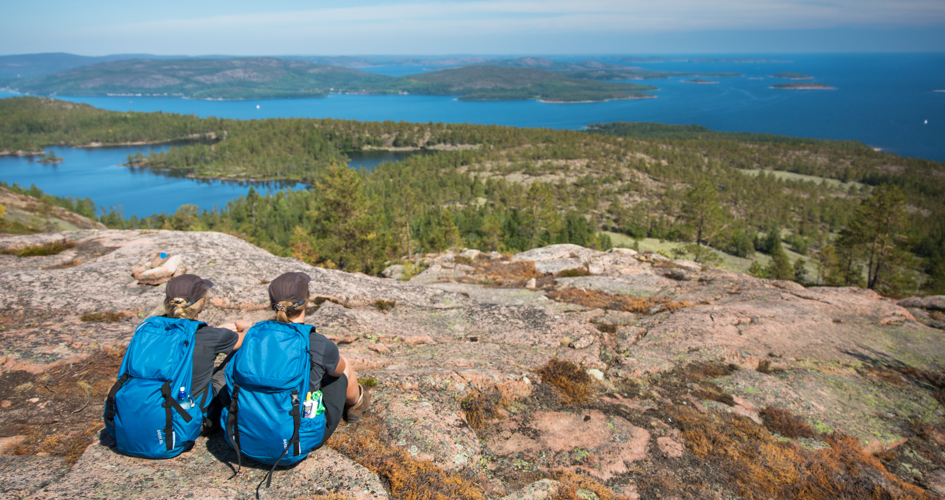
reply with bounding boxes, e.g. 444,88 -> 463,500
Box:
0,147 -> 414,218
1,53 -> 943,217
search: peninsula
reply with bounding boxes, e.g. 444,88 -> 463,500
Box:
683,78 -> 719,84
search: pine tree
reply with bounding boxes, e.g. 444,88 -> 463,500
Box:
836,185 -> 912,293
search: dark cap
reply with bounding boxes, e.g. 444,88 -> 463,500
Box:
268,272 -> 311,309
165,274 -> 213,306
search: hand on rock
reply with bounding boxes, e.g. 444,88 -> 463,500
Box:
235,320 -> 251,332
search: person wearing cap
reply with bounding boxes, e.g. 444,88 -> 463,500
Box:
164,274 -> 249,425
268,271 -> 370,431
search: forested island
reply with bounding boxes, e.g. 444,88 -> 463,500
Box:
1,97 -> 942,296
772,82 -> 834,90
683,79 -> 719,84
5,57 -> 657,102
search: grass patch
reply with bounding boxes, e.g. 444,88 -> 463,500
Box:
373,299 -> 396,312
79,312 -> 125,323
1,239 -> 74,257
328,415 -> 486,500
759,407 -> 818,439
460,390 -> 507,431
536,358 -> 595,405
546,288 -> 668,313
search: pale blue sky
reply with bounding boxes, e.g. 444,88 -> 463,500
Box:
2,0 -> 943,55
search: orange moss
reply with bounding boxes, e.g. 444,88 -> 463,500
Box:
536,358 -> 595,405
546,288 -> 668,313
549,470 -> 628,500
328,415 -> 486,500
460,390 -> 507,431
667,405 -> 934,499
759,407 -> 818,439
459,260 -> 545,288
659,301 -> 693,313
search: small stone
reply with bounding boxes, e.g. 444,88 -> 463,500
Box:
27,397 -> 39,403
586,369 -> 604,381
0,400 -> 11,408
525,278 -> 537,289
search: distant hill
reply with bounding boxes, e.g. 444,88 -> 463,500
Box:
480,57 -> 631,72
7,57 -> 392,100
0,52 -> 188,80
393,65 -> 657,102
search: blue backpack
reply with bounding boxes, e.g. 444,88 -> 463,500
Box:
103,316 -> 205,459
221,321 -> 326,485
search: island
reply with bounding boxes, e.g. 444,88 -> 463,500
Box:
772,72 -> 814,80
7,57 -> 659,103
683,79 -> 719,84
771,82 -> 835,90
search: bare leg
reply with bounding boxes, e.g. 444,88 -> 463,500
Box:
340,355 -> 360,406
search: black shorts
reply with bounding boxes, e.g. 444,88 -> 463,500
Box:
317,373 -> 347,448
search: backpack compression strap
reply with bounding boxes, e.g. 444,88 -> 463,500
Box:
226,384 -> 242,476
257,390 -> 302,494
103,372 -> 131,426
160,381 -> 193,451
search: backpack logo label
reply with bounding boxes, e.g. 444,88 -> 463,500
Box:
156,429 -> 164,446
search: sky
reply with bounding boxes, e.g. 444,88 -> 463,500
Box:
2,0 -> 944,55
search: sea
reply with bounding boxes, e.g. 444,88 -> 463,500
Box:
1,53 -> 942,218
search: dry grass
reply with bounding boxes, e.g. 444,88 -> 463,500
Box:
546,288 -> 669,313
759,407 -> 818,439
536,358 -> 595,405
460,390 -> 507,431
80,311 -> 126,323
328,415 -> 487,500
930,310 -> 945,321
1,239 -> 75,257
666,405 -> 934,500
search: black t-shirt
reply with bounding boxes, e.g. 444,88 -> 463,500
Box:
192,325 -> 238,407
309,329 -> 340,392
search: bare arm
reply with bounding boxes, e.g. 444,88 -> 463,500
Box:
330,356 -> 346,378
219,320 -> 251,351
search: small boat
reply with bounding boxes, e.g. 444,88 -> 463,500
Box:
256,105 -> 260,109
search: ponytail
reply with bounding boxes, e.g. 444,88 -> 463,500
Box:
164,296 -> 205,319
274,301 -> 295,323
272,293 -> 309,323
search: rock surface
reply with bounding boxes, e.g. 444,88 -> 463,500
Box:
0,230 -> 943,498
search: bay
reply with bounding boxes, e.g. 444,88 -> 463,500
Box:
0,146 -> 416,218
0,53 -> 942,218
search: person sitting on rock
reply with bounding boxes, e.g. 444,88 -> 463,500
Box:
163,274 -> 249,430
217,272 -> 371,473
266,271 -> 371,429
